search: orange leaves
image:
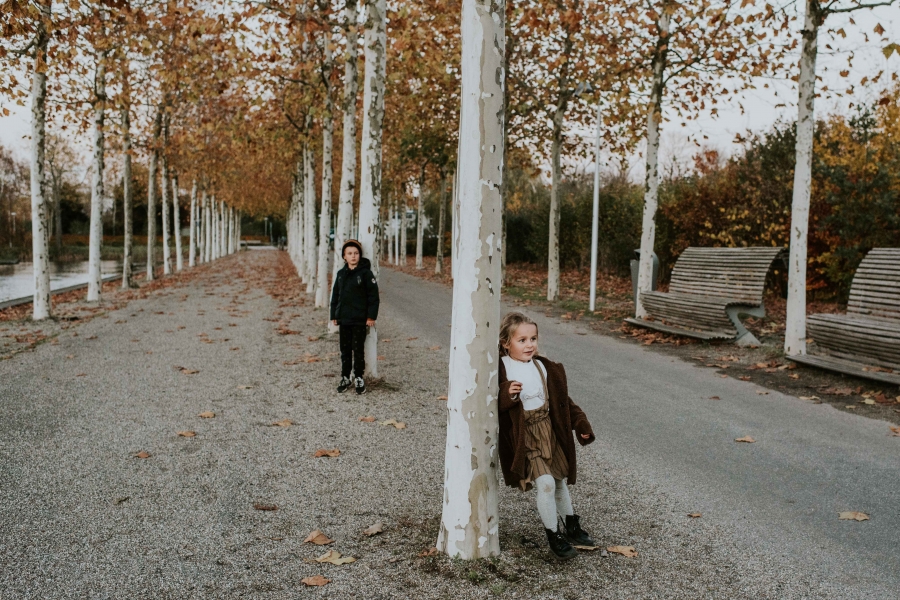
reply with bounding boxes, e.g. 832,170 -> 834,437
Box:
314,448 -> 341,458
174,366 -> 199,375
363,522 -> 384,537
134,451 -> 151,459
734,436 -> 756,443
301,575 -> 330,586
271,419 -> 293,427
607,545 -> 638,558
177,431 -> 196,437
198,411 -> 215,418
359,416 -> 376,422
304,530 -> 334,545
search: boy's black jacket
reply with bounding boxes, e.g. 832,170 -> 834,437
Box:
330,257 -> 380,325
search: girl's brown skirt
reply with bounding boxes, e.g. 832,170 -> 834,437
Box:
519,401 -> 569,491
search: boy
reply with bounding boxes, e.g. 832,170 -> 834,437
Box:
330,240 -> 379,394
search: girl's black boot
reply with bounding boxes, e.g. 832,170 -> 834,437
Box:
545,528 -> 578,560
562,514 -> 596,547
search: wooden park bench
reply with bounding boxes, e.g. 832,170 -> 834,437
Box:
791,248 -> 900,386
625,246 -> 785,346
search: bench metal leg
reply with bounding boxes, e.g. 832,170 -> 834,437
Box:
726,305 -> 764,347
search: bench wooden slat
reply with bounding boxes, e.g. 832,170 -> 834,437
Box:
790,354 -> 900,385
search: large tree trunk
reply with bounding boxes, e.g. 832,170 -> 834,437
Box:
146,110 -> 161,281
121,107 -> 133,288
316,85 -> 335,307
437,0 -> 505,560
451,159 -> 459,280
635,10 -> 670,318
296,162 -> 307,280
87,57 -> 106,302
172,174 -> 182,270
161,157 -> 171,274
331,0 -> 360,308
416,165 -> 426,269
358,0 -> 387,377
188,181 -> 197,267
304,145 -> 318,295
785,0 -> 820,356
30,8 -> 51,319
546,101 -> 564,301
399,195 -> 407,265
435,175 -> 447,274
203,192 -> 211,262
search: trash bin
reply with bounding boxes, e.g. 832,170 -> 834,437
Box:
630,249 -> 659,306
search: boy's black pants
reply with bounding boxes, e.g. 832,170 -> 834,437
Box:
339,323 -> 367,378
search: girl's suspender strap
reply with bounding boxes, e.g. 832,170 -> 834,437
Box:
535,359 -> 550,403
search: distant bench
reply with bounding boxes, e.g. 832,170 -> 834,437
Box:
625,246 -> 785,346
791,248 -> 900,386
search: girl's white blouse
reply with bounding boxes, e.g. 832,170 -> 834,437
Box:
501,355 -> 547,410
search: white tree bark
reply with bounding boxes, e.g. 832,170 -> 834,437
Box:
296,163 -> 307,280
635,10 -> 670,318
219,200 -> 226,258
316,47 -> 335,308
785,0 -> 820,357
546,102 -> 564,302
305,146 -> 318,295
87,57 -> 106,302
146,111 -> 161,281
436,176 -> 447,274
121,106 -> 134,288
172,174 -> 182,270
202,192 -> 210,263
399,195 -> 408,266
437,0 -> 504,560
188,181 -> 197,267
358,0 -> 387,377
415,176 -> 425,270
161,157 -> 171,275
30,12 -> 51,319
331,0 -> 360,325
451,160 -> 459,280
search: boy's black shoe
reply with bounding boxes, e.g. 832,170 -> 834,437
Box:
545,528 -> 578,560
337,377 -> 352,393
562,514 -> 596,547
355,377 -> 366,395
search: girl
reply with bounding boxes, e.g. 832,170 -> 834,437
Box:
498,311 -> 596,560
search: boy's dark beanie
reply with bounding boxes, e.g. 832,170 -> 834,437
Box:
342,239 -> 363,258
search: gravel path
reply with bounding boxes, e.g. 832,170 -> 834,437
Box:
0,250 -> 890,599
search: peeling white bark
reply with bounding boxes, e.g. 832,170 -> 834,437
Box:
305,145 -> 318,295
146,111 -> 161,281
436,177 -> 447,274
636,9 -> 670,318
161,157 -> 171,275
416,175 -> 425,270
30,13 -> 51,319
437,0 -> 504,560
172,174 -> 182,270
358,0 -> 387,377
189,181 -> 197,267
121,107 -> 134,288
316,50 -> 335,308
87,57 -> 106,302
785,0 -> 820,357
399,195 -> 407,266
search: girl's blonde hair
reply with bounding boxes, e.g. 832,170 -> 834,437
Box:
498,312 -> 538,356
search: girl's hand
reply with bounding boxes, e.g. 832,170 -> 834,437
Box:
508,381 -> 522,396
366,318 -> 376,327
580,434 -> 591,439
332,320 -> 338,326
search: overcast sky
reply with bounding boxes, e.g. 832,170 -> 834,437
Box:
1,5 -> 898,177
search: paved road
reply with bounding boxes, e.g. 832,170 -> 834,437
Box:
380,267 -> 900,597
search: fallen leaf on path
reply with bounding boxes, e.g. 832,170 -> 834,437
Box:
307,336 -> 321,342
419,547 -> 439,557
314,448 -> 341,458
889,426 -> 900,437
838,511 -> 869,521
86,335 -> 97,340
756,391 -> 769,395
359,416 -> 376,422
381,419 -> 407,429
820,387 -> 853,396
377,355 -> 386,360
437,395 -> 448,401
363,522 -> 384,536
134,451 -> 151,459
407,337 -> 418,341
739,376 -> 751,381
315,550 -> 356,565
238,385 -> 253,389
198,411 -> 215,418
709,396 -> 720,400
177,431 -> 196,437
735,436 -> 756,443
230,347 -> 240,351
788,374 -> 800,380
271,419 -> 293,427
304,530 -> 334,545
76,373 -> 86,377
688,512 -> 702,518
429,345 -> 441,351
301,575 -> 330,587
573,544 -> 600,550
253,503 -> 278,511
799,396 -> 821,403
174,366 -> 199,375
607,546 -> 638,558
860,399 -> 876,405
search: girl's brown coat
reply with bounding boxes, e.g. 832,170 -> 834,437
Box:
498,355 -> 595,489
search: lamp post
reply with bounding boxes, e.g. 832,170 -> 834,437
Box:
10,211 -> 16,246
575,82 -> 602,312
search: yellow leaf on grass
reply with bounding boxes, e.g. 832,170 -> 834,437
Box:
363,522 -> 384,536
380,419 -> 407,429
315,550 -> 356,565
314,448 -> 341,458
177,431 -> 196,437
198,411 -> 215,418
607,545 -> 638,557
838,511 -> 869,521
301,575 -> 330,586
272,419 -> 293,427
359,416 -> 376,422
303,530 -> 334,545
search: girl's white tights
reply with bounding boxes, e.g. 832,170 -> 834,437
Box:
535,474 -> 574,531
